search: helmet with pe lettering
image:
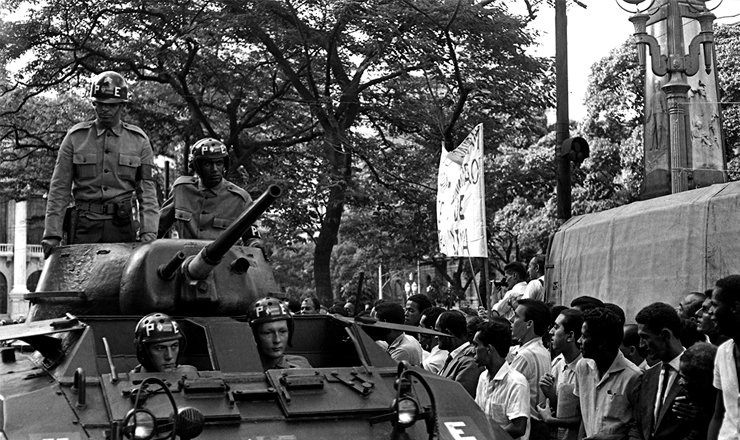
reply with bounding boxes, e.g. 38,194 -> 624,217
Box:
134,312 -> 187,371
188,138 -> 230,174
89,71 -> 129,104
248,297 -> 294,346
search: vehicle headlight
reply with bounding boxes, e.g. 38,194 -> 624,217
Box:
396,397 -> 419,427
123,408 -> 157,440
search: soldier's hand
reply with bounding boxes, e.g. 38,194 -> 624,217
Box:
243,238 -> 271,261
41,238 -> 61,259
140,232 -> 157,243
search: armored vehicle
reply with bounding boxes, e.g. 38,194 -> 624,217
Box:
0,186 -> 507,440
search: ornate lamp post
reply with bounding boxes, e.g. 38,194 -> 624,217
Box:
618,0 -> 725,196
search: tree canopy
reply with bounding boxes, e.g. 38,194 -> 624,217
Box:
0,0 -> 552,303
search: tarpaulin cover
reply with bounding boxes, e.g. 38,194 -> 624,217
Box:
548,181 -> 740,323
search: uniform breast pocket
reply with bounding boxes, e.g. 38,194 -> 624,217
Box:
73,153 -> 98,180
603,391 -> 630,431
118,154 -> 141,181
213,217 -> 231,230
174,209 -> 192,222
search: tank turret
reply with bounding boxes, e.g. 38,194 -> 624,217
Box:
2,185 -> 504,440
27,185 -> 282,321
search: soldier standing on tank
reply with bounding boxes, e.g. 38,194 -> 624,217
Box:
41,71 -> 159,258
157,138 -> 266,252
248,297 -> 312,371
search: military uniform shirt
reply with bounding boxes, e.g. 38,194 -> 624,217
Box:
158,176 -> 253,240
44,119 -> 158,239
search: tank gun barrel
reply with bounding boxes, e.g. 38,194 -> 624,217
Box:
187,185 -> 282,280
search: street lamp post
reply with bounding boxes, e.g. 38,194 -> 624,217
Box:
619,0 -> 722,195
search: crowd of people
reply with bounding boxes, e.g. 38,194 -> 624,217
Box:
298,270 -> 740,440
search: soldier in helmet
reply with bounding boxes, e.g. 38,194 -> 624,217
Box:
157,137 -> 266,252
132,313 -> 197,374
42,71 -> 159,258
248,297 -> 312,371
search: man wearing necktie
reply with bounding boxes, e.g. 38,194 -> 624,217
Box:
630,302 -> 687,440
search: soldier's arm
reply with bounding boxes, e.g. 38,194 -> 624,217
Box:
157,192 -> 176,239
43,133 -> 75,240
135,136 -> 159,238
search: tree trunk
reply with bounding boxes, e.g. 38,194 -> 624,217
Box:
313,132 -> 352,305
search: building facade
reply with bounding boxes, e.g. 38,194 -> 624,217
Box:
0,198 -> 46,320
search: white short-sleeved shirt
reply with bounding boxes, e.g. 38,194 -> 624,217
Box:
522,276 -> 545,301
713,339 -> 740,440
492,282 -> 528,320
550,353 -> 581,440
475,362 -> 531,440
387,333 -> 423,366
510,337 -> 551,421
574,351 -> 641,438
422,345 -> 449,374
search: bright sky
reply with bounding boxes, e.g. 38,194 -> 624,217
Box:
520,0 -> 740,121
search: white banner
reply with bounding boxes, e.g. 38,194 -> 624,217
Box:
437,124 -> 488,258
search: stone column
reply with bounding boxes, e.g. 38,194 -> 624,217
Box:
640,0 -> 726,199
9,200 -> 29,319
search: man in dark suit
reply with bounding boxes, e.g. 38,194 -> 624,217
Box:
630,302 -> 688,440
435,311 -> 483,397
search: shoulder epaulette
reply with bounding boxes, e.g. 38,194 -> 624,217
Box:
224,181 -> 250,202
173,176 -> 199,187
121,122 -> 150,139
68,120 -> 95,134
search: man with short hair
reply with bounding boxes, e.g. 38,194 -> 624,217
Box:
510,299 -> 552,440
677,292 -> 706,321
492,261 -> 529,320
419,306 -> 448,374
132,313 -> 196,373
436,311 -> 482,397
630,302 -> 688,440
300,297 -> 321,315
707,275 -> 740,440
405,293 -> 432,327
575,307 -> 642,439
695,290 -> 728,346
538,308 -> 583,440
42,71 -> 159,258
523,255 -> 546,301
473,318 -> 530,439
248,297 -> 312,371
570,296 -> 604,313
375,302 -> 423,365
620,324 -> 648,370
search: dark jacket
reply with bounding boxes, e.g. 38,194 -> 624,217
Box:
439,344 -> 482,398
629,362 -> 709,440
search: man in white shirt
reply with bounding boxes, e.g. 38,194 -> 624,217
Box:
375,302 -> 423,365
575,307 -> 642,439
510,299 -> 552,440
630,302 -> 686,440
473,318 -> 530,440
538,308 -> 583,440
708,275 -> 740,440
492,262 -> 528,320
523,255 -> 546,302
419,306 -> 448,374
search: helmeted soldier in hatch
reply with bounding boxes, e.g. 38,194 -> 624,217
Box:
248,297 -> 312,371
157,138 -> 265,251
132,312 -> 197,374
42,71 -> 159,258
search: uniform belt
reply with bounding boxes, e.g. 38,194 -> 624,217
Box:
75,201 -> 117,215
